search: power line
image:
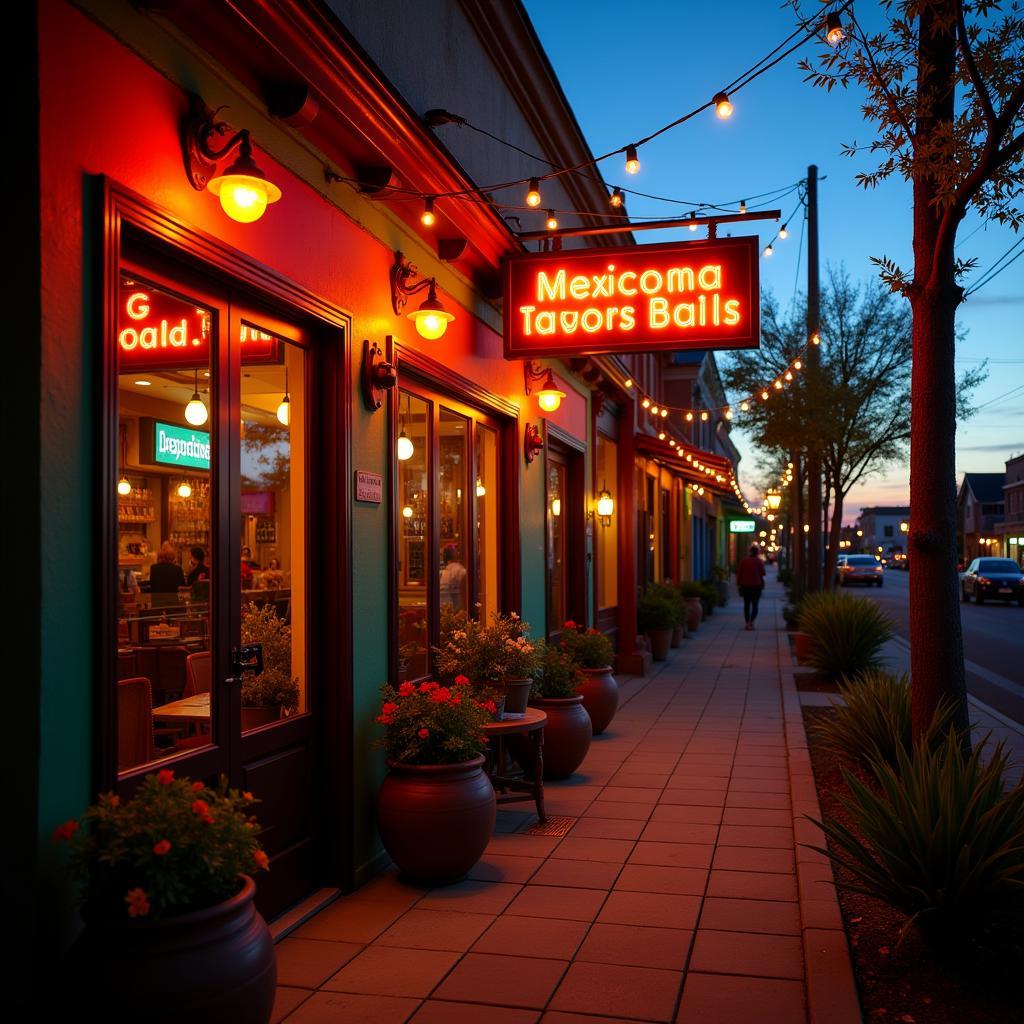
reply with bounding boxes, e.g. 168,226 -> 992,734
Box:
974,383 -> 1024,412
965,238 -> 1024,296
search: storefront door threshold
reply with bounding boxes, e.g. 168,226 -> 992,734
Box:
269,887 -> 341,943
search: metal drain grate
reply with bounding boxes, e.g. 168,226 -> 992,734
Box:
521,815 -> 576,837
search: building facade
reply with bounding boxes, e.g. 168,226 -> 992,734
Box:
16,0 -> 742,976
854,506 -> 911,560
957,473 -> 1006,563
996,454 -> 1024,566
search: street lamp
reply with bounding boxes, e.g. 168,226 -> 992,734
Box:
765,488 -> 782,511
900,521 -> 909,533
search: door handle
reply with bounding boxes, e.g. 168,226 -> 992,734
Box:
228,643 -> 263,685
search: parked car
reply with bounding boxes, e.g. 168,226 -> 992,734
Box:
890,552 -> 909,570
960,557 -> 1024,605
835,554 -> 885,587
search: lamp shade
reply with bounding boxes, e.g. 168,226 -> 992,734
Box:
208,151 -> 282,224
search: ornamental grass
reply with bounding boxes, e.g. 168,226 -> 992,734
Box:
53,771 -> 267,922
813,731 -> 1024,952
797,590 -> 895,680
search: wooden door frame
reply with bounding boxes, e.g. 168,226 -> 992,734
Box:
96,177 -> 353,888
545,423 -> 586,639
592,404 -> 621,640
386,339 -> 521,682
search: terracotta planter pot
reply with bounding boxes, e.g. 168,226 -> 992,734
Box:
377,755 -> 495,885
69,875 -> 275,1023
670,625 -> 684,648
793,631 -> 817,664
715,581 -> 730,607
497,676 -> 532,719
530,696 -> 592,780
240,706 -> 279,730
685,597 -> 702,632
647,628 -> 672,661
577,666 -> 619,735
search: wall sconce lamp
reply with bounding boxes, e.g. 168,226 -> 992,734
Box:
391,252 -> 454,340
183,99 -> 282,223
524,360 -> 566,412
596,487 -> 614,527
361,338 -> 398,411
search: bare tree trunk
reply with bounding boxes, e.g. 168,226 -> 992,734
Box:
909,4 -> 969,742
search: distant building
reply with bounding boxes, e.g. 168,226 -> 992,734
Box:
855,506 -> 911,558
957,472 -> 1006,563
997,454 -> 1024,566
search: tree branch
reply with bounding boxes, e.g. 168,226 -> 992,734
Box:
955,0 -> 997,130
851,12 -> 916,146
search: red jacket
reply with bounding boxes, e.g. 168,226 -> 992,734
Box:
737,555 -> 766,589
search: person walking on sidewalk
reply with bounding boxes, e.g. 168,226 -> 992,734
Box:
737,543 -> 766,630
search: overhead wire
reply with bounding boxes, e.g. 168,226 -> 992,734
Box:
964,238 -> 1024,296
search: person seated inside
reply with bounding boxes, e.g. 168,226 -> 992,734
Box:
262,556 -> 284,588
186,546 -> 210,586
241,549 -> 255,590
241,545 -> 261,570
149,542 -> 186,607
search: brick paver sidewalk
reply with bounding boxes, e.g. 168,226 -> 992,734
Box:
271,584 -> 847,1023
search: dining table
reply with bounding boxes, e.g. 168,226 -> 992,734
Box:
152,693 -> 210,721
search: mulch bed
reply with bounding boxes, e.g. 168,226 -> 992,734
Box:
803,707 -> 1024,1024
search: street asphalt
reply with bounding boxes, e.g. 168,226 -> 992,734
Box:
843,565 -> 1024,726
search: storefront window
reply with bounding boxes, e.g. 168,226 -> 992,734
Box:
547,456 -> 567,626
439,408 -> 469,615
397,393 -> 430,680
115,273 -> 213,772
475,425 -> 499,621
238,324 -> 307,730
596,434 -> 618,610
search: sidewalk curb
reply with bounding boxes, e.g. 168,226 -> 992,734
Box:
775,597 -> 863,1024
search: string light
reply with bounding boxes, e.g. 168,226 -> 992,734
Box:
794,359 -> 802,370
610,187 -> 624,208
811,332 -> 821,345
779,223 -> 789,239
784,371 -> 793,381
825,12 -> 845,46
740,401 -> 750,412
700,411 -> 709,421
739,199 -> 747,214
420,196 -> 436,227
660,408 -> 668,418
650,405 -> 660,416
763,243 -> 773,257
624,378 -> 633,389
624,145 -> 640,175
545,210 -> 559,231
713,91 -> 733,119
526,178 -> 541,207
688,212 -> 698,231
761,390 -> 770,401
658,430 -> 666,440
642,397 -> 651,409
685,412 -> 694,422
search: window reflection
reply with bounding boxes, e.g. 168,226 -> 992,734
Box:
439,408 -> 469,615
548,458 -> 567,626
475,425 -> 499,621
397,392 -> 429,680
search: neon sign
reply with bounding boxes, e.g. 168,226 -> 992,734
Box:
118,276 -> 280,371
503,236 -> 759,357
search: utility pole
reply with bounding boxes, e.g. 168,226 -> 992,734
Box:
805,165 -> 822,592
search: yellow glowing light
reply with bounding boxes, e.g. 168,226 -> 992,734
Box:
408,286 -> 454,340
610,188 -> 624,208
551,498 -> 561,517
402,505 -> 414,519
526,178 -> 541,207
763,244 -> 773,258
773,380 -> 783,390
117,476 -> 132,496
825,13 -> 845,46
713,91 -> 733,119
209,152 -> 282,224
623,378 -> 633,389
642,398 -> 651,409
276,394 -> 291,426
537,387 -> 565,413
739,200 -> 747,214
761,390 -> 770,401
784,371 -> 793,382
185,391 -> 209,426
779,224 -> 789,239
740,401 -> 749,412
658,431 -> 666,440
794,359 -> 802,370
725,409 -> 733,420
396,431 -> 415,462
546,210 -> 559,231
597,489 -> 614,521
625,145 -> 640,175
421,197 -> 436,227
177,480 -> 193,499
804,524 -> 810,533
812,332 -> 821,345
688,212 -> 698,231
476,479 -> 486,498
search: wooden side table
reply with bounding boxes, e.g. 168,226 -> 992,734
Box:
483,707 -> 547,823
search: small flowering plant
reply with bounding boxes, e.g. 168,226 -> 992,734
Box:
377,679 -> 493,765
435,609 -> 539,683
560,621 -> 614,669
531,641 -> 583,700
53,770 -> 267,922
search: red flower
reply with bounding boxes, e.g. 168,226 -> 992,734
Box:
563,620 -> 577,630
418,728 -> 430,739
243,791 -> 254,802
587,628 -> 600,635
454,675 -> 471,687
191,781 -> 205,792
156,769 -> 175,786
152,839 -> 172,856
125,887 -> 150,918
191,799 -> 209,817
253,849 -> 270,872
381,701 -> 399,716
398,682 -> 415,696
430,687 -> 452,703
418,681 -> 439,693
377,714 -> 395,726
52,820 -> 78,843
482,700 -> 497,714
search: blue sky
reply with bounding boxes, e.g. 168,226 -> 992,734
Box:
524,0 -> 1023,521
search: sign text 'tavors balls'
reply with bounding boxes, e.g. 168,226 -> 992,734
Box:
503,236 -> 759,358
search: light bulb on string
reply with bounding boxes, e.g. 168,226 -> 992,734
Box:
688,211 -> 698,231
660,408 -> 668,418
740,401 -> 749,412
713,91 -> 733,119
811,332 -> 821,345
420,196 -> 436,227
700,411 -> 709,421
763,244 -> 773,257
397,396 -> 415,461
779,224 -> 789,239
784,371 -> 793,382
658,431 -> 666,441
117,475 -> 132,497
685,411 -> 693,422
610,187 -> 624,208
773,379 -> 783,390
739,199 -> 747,214
624,145 -> 640,175
545,210 -> 559,231
276,365 -> 291,427
794,359 -> 802,370
526,178 -> 541,207
650,405 -> 659,416
825,12 -> 845,46
623,378 -> 633,389
761,390 -> 770,401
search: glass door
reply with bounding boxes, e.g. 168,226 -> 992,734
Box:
547,453 -> 568,629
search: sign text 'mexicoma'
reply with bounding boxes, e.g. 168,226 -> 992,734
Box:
503,236 -> 759,359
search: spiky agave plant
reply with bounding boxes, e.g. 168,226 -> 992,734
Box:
812,731 -> 1024,951
797,591 -> 895,681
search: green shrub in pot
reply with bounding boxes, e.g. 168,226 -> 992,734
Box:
531,641 -> 583,700
638,592 -> 677,632
648,583 -> 685,627
559,621 -> 614,669
241,602 -> 299,714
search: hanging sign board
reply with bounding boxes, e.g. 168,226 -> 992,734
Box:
729,519 -> 757,533
139,418 -> 211,471
504,236 -> 759,358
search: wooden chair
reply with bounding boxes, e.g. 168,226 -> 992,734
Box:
184,650 -> 212,697
155,646 -> 189,704
117,650 -> 137,681
117,676 -> 155,771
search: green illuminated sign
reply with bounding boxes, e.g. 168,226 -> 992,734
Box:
154,421 -> 210,470
729,519 -> 756,533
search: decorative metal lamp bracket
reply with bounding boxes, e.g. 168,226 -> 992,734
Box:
524,422 -> 544,464
390,251 -> 435,316
523,359 -> 549,397
361,338 -> 398,411
182,97 -> 251,192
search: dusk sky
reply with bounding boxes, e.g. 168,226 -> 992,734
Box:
525,0 -> 1023,522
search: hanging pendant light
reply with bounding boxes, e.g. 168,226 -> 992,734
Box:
276,365 -> 291,426
184,368 -> 209,426
476,477 -> 486,498
177,480 -> 193,499
117,475 -> 132,497
397,395 -> 415,461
